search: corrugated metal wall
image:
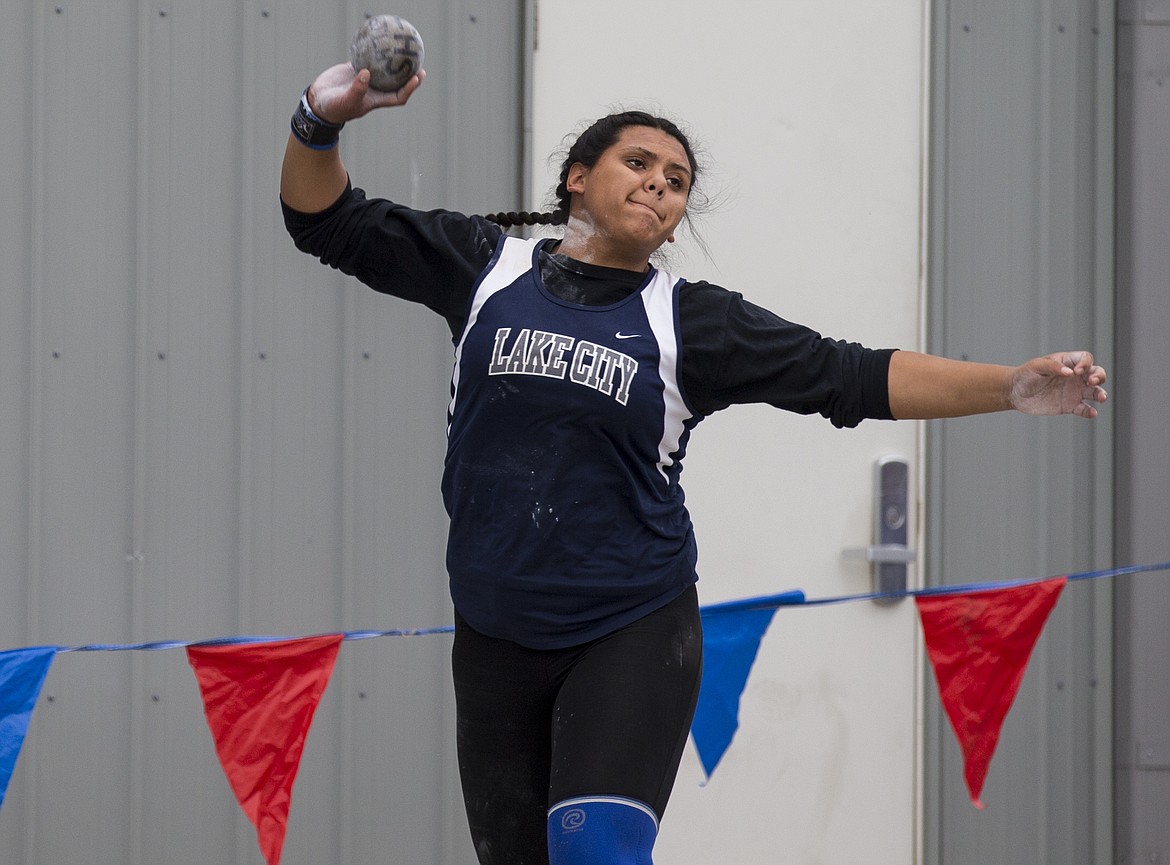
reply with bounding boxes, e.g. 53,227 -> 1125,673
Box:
926,0 -> 1115,861
1114,1 -> 1170,861
0,2 -> 522,863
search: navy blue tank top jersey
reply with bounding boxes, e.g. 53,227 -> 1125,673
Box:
442,236 -> 701,649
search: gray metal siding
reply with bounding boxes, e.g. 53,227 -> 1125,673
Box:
926,0 -> 1115,860
1,2 -> 521,863
1114,4 -> 1170,862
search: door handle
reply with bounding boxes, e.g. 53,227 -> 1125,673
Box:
843,456 -> 916,602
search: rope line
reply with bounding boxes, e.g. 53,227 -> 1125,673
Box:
27,561 -> 1168,655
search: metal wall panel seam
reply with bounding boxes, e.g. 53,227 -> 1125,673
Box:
339,8 -> 362,863
237,0 -> 267,861
912,2 -> 934,862
127,5 -> 156,864
1090,2 -> 1117,862
1034,7 -> 1072,857
23,2 -> 52,862
238,4 -> 258,660
238,1 -> 261,860
337,202 -> 359,865
1034,0 -> 1056,809
1035,0 -> 1055,357
922,2 -> 954,863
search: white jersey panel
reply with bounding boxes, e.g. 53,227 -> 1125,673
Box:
639,269 -> 689,483
447,236 -> 541,431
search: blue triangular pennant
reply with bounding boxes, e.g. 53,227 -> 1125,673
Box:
0,646 -> 57,809
691,607 -> 777,779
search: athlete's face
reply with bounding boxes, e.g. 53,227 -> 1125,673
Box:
563,126 -> 693,268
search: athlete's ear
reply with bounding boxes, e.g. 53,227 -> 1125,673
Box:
565,162 -> 588,195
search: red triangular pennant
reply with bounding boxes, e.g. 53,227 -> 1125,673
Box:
187,634 -> 343,865
917,577 -> 1066,808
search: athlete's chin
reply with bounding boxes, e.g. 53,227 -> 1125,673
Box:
619,220 -> 671,251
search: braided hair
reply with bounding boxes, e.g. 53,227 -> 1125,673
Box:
481,210 -> 565,228
483,110 -> 701,230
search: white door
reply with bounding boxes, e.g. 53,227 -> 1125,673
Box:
530,2 -> 929,862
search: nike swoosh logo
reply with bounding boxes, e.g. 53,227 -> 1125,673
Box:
615,332 -> 641,339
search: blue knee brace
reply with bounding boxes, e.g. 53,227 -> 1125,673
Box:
547,796 -> 659,865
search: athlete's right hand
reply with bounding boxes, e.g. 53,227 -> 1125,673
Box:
306,62 -> 425,125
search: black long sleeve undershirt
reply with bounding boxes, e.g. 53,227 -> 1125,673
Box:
281,184 -> 895,427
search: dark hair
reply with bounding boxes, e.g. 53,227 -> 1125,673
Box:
483,110 -> 702,230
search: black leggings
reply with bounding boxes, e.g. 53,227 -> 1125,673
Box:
451,586 -> 703,865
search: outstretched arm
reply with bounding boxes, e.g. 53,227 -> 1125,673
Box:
279,63 -> 425,213
887,350 -> 1108,420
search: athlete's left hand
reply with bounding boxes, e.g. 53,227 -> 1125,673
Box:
1009,351 -> 1108,418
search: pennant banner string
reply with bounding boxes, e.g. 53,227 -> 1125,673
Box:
17,561 -> 1168,656
51,626 -> 456,655
800,560 -> 1170,608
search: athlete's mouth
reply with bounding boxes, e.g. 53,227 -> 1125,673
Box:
628,200 -> 661,219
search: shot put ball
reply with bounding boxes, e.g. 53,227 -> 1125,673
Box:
350,15 -> 424,92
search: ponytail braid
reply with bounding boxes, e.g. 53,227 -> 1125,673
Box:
481,209 -> 567,228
